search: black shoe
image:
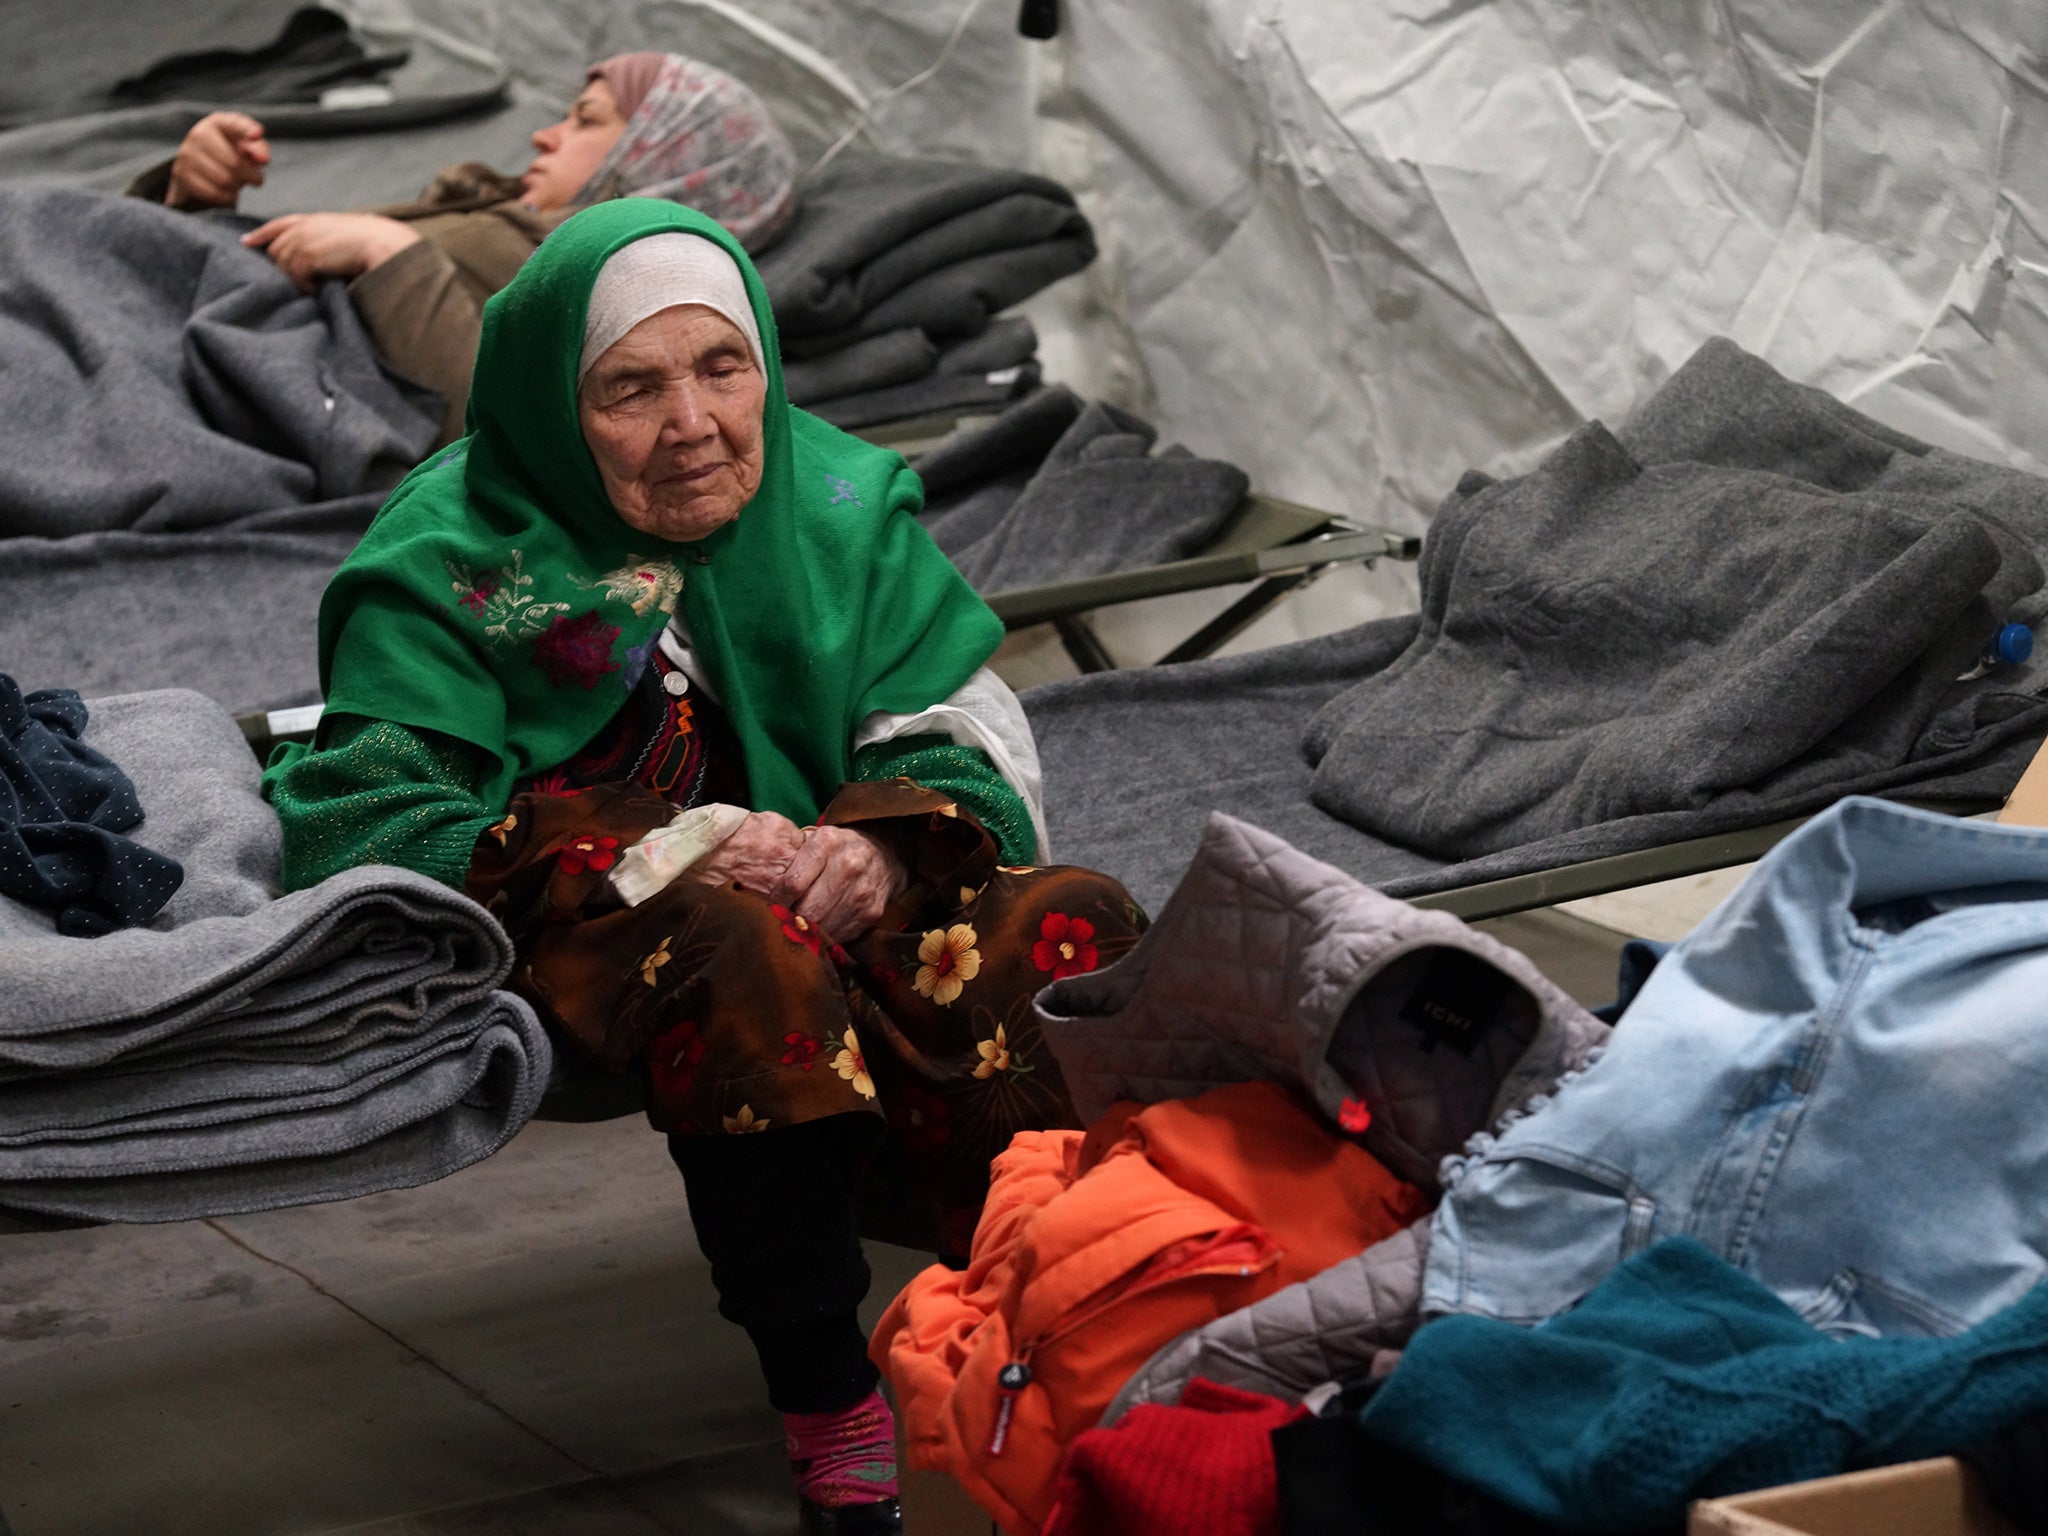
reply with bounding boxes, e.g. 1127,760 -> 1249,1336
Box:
798,1494 -> 903,1535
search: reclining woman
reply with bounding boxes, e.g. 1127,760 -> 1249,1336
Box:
142,50 -> 795,446
263,196 -> 1144,1534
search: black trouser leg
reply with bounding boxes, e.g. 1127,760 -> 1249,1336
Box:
668,1114 -> 880,1413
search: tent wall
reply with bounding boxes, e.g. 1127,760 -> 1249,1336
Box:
1041,0 -> 2048,530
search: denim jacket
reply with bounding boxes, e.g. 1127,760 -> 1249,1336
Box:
1425,796 -> 2048,1338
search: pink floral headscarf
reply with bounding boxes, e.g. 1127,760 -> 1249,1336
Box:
577,53 -> 798,253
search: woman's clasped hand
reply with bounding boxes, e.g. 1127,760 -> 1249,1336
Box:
686,813 -> 910,943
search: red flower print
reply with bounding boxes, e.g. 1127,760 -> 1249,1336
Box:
529,769 -> 583,800
458,574 -> 499,613
1031,912 -> 1099,979
557,833 -> 620,875
528,610 -> 622,689
649,1020 -> 708,1099
828,942 -> 853,969
781,1031 -> 824,1071
1338,1097 -> 1373,1134
890,1083 -> 952,1153
769,903 -> 823,955
872,962 -> 900,987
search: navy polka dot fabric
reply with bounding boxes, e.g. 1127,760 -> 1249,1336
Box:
0,674 -> 184,936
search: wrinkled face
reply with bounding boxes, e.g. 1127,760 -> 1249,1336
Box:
578,304 -> 768,543
522,79 -> 628,210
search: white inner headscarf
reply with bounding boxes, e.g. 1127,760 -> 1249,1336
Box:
577,232 -> 765,386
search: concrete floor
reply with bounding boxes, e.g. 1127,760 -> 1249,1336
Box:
0,901 -> 1657,1536
0,1113 -> 932,1536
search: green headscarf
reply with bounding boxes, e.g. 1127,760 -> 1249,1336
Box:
269,199 -> 1002,823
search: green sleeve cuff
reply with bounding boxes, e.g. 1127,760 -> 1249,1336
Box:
263,714 -> 500,892
851,733 -> 1037,866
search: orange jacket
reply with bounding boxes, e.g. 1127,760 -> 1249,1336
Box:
871,1080 -> 1429,1534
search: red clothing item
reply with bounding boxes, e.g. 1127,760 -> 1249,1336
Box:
872,1080 -> 1429,1535
1045,1378 -> 1307,1536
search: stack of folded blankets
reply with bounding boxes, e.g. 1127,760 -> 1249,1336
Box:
0,685 -> 551,1224
758,154 -> 1096,430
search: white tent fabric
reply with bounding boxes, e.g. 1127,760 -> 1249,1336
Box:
1030,0 -> 2048,642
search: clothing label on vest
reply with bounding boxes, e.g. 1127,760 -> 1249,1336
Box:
1399,951 -> 1513,1056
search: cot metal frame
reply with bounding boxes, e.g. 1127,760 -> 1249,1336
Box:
859,411 -> 1422,673
994,496 -> 1416,673
1404,797 -> 2003,924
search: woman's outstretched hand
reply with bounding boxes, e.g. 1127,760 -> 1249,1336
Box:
771,826 -> 910,943
241,213 -> 422,292
167,112 -> 271,209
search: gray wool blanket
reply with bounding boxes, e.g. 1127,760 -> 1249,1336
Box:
809,359 -> 1040,434
793,315 -> 1041,428
0,182 -> 438,537
1305,339 -> 2048,857
913,387 -> 1249,593
0,510 -> 372,712
1028,341 -> 2048,913
757,154 -> 1095,344
0,688 -> 551,1223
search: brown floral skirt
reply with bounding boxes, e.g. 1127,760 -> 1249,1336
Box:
464,777 -> 1146,1254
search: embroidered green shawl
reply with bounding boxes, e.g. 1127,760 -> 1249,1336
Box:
267,199 -> 1001,824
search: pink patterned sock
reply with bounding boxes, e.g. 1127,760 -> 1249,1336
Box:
784,1389 -> 900,1508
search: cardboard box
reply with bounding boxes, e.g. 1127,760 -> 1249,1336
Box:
1689,1458 -> 2020,1536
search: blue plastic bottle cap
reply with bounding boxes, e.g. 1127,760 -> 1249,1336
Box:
1996,623 -> 2034,666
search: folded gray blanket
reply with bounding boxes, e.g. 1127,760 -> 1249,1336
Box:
1306,338 -> 2048,857
810,360 -> 1040,433
786,315 -> 1039,415
784,327 -> 939,405
913,387 -> 1248,592
757,155 -> 1094,342
0,687 -> 550,1222
0,182 -> 437,537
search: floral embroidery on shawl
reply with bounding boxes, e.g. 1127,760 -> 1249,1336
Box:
574,556 -> 685,618
445,549 -> 571,642
529,611 -> 623,689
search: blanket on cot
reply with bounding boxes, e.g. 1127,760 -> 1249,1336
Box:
0,181 -> 438,711
0,182 -> 436,536
0,688 -> 551,1223
1029,339 -> 2048,912
912,387 -> 1249,593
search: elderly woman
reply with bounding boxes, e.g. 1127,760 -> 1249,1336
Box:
263,197 -> 1142,1533
140,51 -> 795,446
